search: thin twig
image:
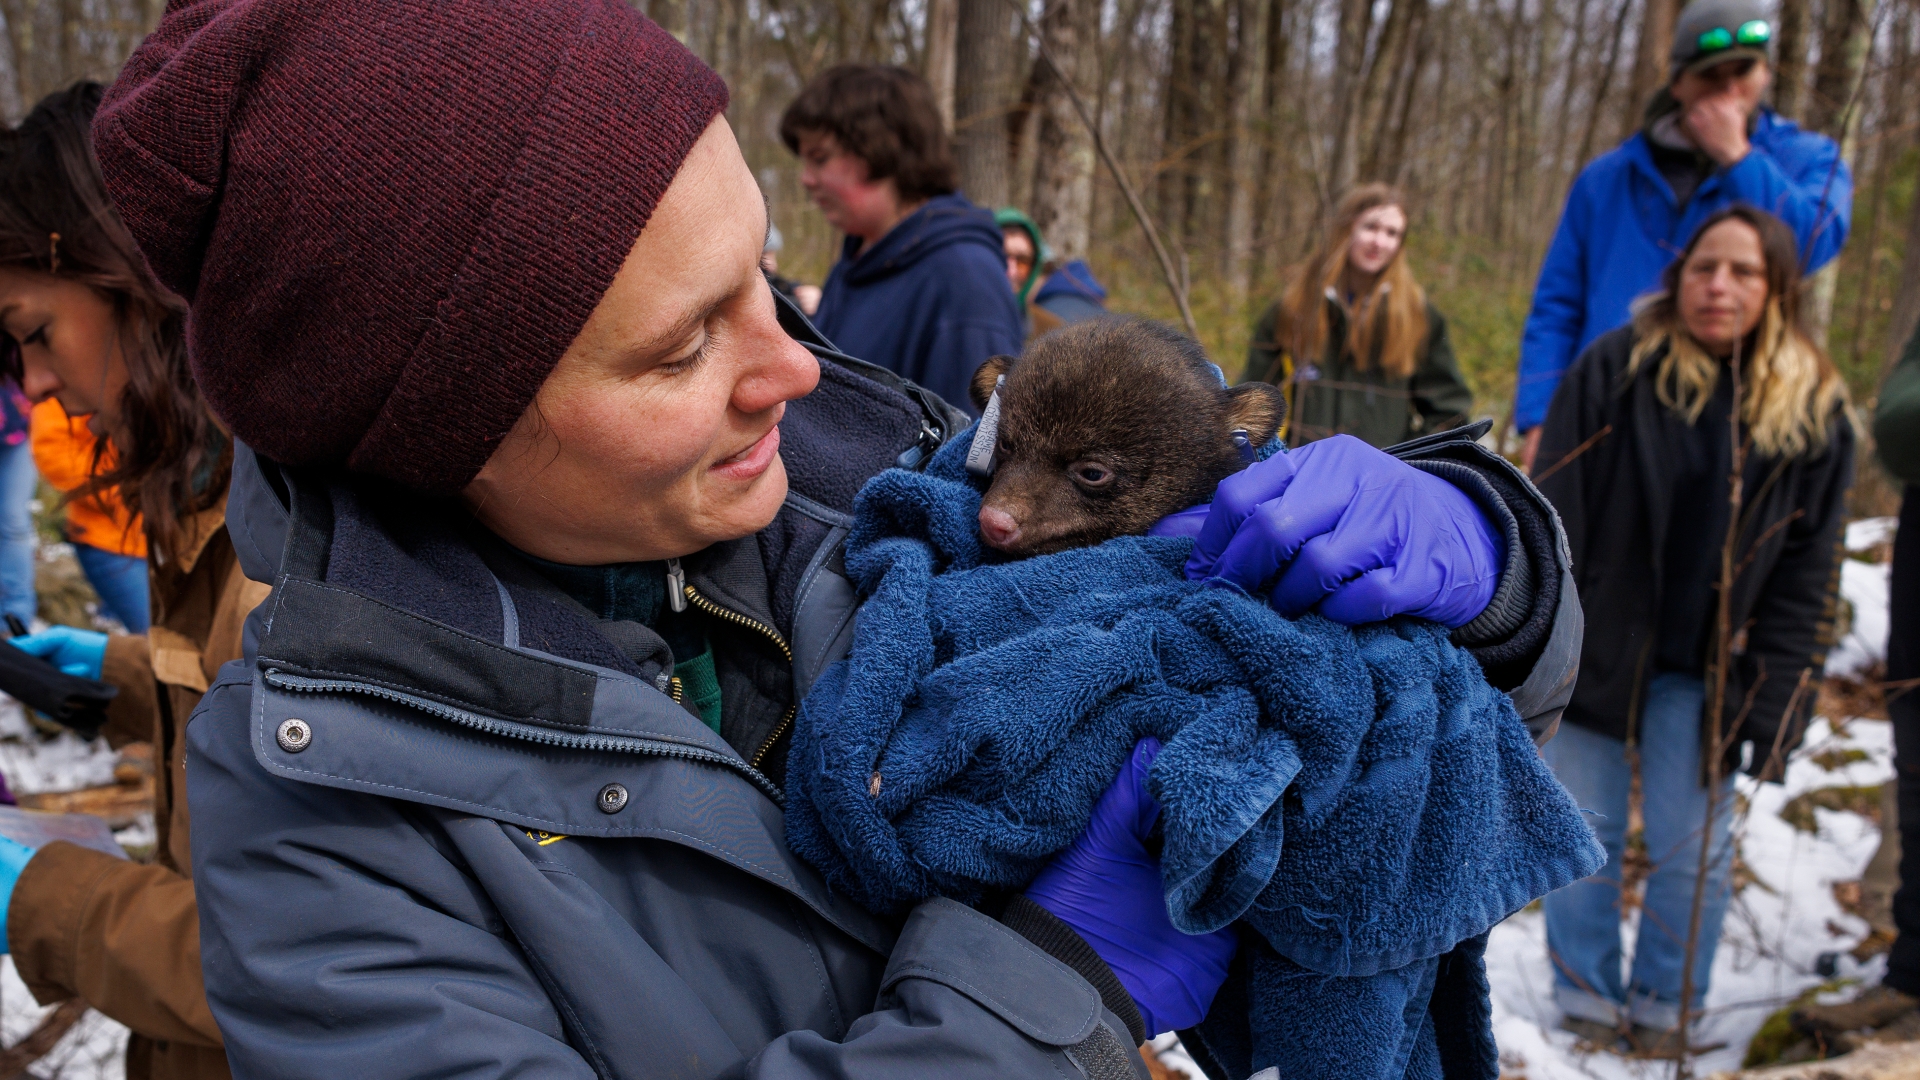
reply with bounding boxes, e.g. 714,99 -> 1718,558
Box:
1530,423 -> 1614,483
1003,0 -> 1200,339
1677,337 -> 1747,1074
1732,509 -> 1805,581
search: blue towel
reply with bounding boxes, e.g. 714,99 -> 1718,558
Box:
785,431 -> 1603,1078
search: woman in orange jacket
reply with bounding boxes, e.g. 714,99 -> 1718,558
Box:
30,395 -> 149,631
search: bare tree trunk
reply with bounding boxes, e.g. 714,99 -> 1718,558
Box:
1515,0 -> 1557,271
1548,0 -> 1593,179
1251,0 -> 1294,283
1887,169 -> 1920,370
954,0 -> 1015,207
1772,0 -> 1814,120
1223,0 -> 1263,293
1847,139 -> 1894,368
1379,0 -> 1434,183
1575,0 -> 1634,169
1356,0 -> 1420,179
1324,0 -> 1376,197
1807,0 -> 1875,138
924,0 -> 958,129
1847,25 -> 1909,370
1008,55 -> 1043,193
1622,0 -> 1677,140
646,0 -> 688,40
1486,0 -> 1521,244
1803,0 -> 1876,346
1192,0 -> 1232,252
1031,0 -> 1097,261
1160,0 -> 1199,241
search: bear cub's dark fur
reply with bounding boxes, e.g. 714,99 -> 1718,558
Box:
968,315 -> 1286,558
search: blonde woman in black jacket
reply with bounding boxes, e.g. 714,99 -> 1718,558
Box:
1533,205 -> 1851,1057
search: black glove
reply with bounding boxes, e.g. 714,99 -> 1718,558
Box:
0,638 -> 117,739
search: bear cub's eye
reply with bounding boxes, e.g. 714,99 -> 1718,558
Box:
1069,461 -> 1115,489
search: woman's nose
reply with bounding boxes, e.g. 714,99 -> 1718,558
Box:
735,330 -> 819,415
17,362 -> 58,402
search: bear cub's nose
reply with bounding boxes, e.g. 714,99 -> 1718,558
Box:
978,506 -> 1022,550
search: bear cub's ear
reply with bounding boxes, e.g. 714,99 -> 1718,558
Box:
970,356 -> 1015,412
1224,381 -> 1287,445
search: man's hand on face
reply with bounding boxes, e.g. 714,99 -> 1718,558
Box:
1682,90 -> 1753,165
1674,58 -> 1769,166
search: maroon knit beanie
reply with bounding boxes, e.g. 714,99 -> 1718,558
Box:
94,0 -> 729,492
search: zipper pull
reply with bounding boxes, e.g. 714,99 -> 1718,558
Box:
666,558 -> 688,613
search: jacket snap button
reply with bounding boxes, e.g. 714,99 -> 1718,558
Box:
597,783 -> 628,814
276,718 -> 312,753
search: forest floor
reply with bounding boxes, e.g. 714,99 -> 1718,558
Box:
1489,516 -> 1902,1078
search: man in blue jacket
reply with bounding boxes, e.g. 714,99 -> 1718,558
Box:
781,65 -> 1023,416
1516,0 -> 1850,468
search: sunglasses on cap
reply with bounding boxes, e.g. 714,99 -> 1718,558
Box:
1697,18 -> 1770,53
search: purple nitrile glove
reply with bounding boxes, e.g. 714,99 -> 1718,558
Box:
1148,503 -> 1211,539
1179,434 -> 1502,628
1025,738 -> 1237,1037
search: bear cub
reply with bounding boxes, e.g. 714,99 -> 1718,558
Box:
967,315 -> 1286,558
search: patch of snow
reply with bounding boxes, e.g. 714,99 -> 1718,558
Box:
110,812 -> 154,854
0,731 -> 116,796
1846,517 -> 1898,553
1490,716 -> 1894,1074
1828,559 -> 1892,676
0,697 -> 33,740
0,955 -> 126,1080
1148,1032 -> 1206,1079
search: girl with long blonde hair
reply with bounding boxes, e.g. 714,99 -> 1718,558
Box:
1245,184 -> 1473,447
1531,205 -> 1852,1057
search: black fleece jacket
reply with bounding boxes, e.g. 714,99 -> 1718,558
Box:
1535,326 -> 1853,773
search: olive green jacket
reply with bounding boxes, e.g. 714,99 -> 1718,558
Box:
1875,324 -> 1920,484
1244,294 -> 1474,449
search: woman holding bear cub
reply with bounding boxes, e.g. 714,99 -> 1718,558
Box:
91,0 -> 1577,1074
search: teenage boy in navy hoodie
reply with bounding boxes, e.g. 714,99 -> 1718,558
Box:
780,65 -> 1022,415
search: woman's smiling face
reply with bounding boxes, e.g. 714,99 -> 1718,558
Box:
463,117 -> 821,565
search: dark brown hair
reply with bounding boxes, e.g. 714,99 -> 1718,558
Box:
1273,183 -> 1428,381
0,83 -> 229,561
779,65 -> 957,202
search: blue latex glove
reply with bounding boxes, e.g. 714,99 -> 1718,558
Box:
10,626 -> 109,680
1025,738 -> 1238,1036
1178,435 -> 1502,628
0,833 -> 35,955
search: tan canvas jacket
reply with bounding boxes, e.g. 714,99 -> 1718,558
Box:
8,502 -> 269,1080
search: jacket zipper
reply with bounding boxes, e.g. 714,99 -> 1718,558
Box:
668,565 -> 798,771
261,669 -> 783,803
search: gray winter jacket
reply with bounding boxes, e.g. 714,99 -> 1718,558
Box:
187,335 -> 1579,1079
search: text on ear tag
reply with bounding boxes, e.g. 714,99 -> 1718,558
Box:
966,374 -> 1005,478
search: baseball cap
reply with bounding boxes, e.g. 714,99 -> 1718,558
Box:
1670,0 -> 1773,80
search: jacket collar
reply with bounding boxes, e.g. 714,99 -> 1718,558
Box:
1622,107 -> 1780,207
163,500 -> 228,574
838,193 -> 1003,285
231,444 -> 899,952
